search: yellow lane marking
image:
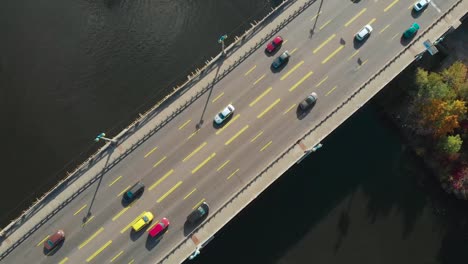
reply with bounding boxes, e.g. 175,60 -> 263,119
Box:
260,141 -> 273,152
187,129 -> 200,140
310,11 -> 322,21
157,181 -> 183,203
227,169 -> 240,180
326,86 -> 337,96
110,251 -> 124,263
379,24 -> 390,34
244,65 -> 256,76
289,71 -> 313,92
290,48 -> 298,55
249,87 -> 272,107
183,188 -> 197,200
345,8 -> 367,27
315,76 -> 328,87
212,92 -> 224,103
257,98 -> 280,119
112,204 -> 133,221
79,227 -> 104,249
178,119 -> 191,130
225,125 -> 249,145
120,212 -> 145,234
217,160 -> 230,171
283,39 -> 288,44
319,19 -> 332,30
283,104 -> 296,115
58,257 -> 69,264
280,61 -> 304,81
313,34 -> 336,54
128,260 -> 135,264
250,131 -> 263,143
253,74 -> 266,85
347,50 -> 359,61
368,18 -> 376,25
357,59 -> 368,69
81,216 -> 94,227
193,198 -> 206,210
384,0 -> 399,12
192,153 -> 216,174
183,142 -> 207,162
144,146 -> 158,158
391,33 -> 400,40
74,204 -> 87,216
86,240 -> 112,262
322,45 -> 344,64
149,169 -> 174,191
146,220 -> 160,232
108,176 -> 122,187
36,236 -> 49,247
216,114 -> 240,135
117,185 -> 131,197
153,156 -> 167,168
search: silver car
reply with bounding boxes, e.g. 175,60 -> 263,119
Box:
214,104 -> 235,125
355,25 -> 373,41
299,92 -> 318,110
413,0 -> 430,11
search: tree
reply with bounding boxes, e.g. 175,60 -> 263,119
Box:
441,61 -> 468,99
415,68 -> 456,101
418,99 -> 466,137
438,134 -> 463,154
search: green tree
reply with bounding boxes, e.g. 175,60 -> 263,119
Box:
441,61 -> 468,99
438,134 -> 463,154
415,68 -> 456,101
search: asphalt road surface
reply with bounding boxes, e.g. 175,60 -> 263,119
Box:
2,0 -> 456,263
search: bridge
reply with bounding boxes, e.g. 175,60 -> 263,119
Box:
0,0 -> 466,263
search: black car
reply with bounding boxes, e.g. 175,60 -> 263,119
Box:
271,51 -> 290,69
123,181 -> 145,203
187,202 -> 210,224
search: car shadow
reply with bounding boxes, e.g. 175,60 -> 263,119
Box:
130,227 -> 149,241
183,217 -> 208,236
270,61 -> 288,73
145,231 -> 167,251
264,47 -> 281,57
296,106 -> 312,120
411,9 -> 424,18
353,38 -> 365,50
400,35 -> 413,46
43,240 -> 64,256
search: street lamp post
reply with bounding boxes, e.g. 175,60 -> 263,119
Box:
94,133 -> 116,144
218,34 -> 228,56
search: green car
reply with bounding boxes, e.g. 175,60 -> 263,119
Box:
403,23 -> 420,39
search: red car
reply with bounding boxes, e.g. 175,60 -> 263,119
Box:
44,230 -> 65,251
148,218 -> 170,237
266,36 -> 283,53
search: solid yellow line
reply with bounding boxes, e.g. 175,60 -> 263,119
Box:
326,86 -> 337,96
112,207 -> 130,221
227,169 -> 240,180
153,156 -> 167,168
108,176 -> 122,187
212,92 -> 224,103
345,8 -> 367,27
316,76 -> 328,87
110,251 -> 124,263
368,18 -> 376,25
283,104 -> 296,115
81,216 -> 95,227
187,129 -> 200,140
280,61 -> 304,81
216,114 -> 240,135
157,181 -> 183,203
192,153 -> 216,174
249,87 -> 272,107
183,142 -> 207,162
313,34 -> 336,54
144,146 -> 158,158
117,185 -> 131,197
260,141 -> 272,152
149,169 -> 174,191
290,48 -> 298,55
289,71 -> 313,92
36,236 -> 49,247
58,257 -> 69,264
347,50 -> 359,61
253,74 -> 266,85
183,188 -> 197,200
79,227 -> 104,249
244,65 -> 256,76
178,119 -> 191,130
225,125 -> 249,146
217,160 -> 230,171
74,204 -> 87,216
322,45 -> 344,64
250,131 -> 263,142
384,0 -> 399,12
319,19 -> 332,30
310,11 -> 322,21
257,98 -> 281,119
86,240 -> 112,262
192,198 -> 206,210
379,24 -> 390,34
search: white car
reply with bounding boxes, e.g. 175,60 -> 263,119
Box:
214,104 -> 235,125
355,25 -> 373,41
414,0 -> 430,11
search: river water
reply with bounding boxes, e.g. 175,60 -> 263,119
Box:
0,0 -> 465,263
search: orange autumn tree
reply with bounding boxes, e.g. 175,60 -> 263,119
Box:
419,99 -> 467,137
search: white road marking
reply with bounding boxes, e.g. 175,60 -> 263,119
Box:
430,1 -> 441,13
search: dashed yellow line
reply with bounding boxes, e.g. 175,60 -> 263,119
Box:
183,142 -> 207,162
81,216 -> 94,227
315,76 -> 328,87
36,236 -> 49,247
283,104 -> 296,115
250,131 -> 263,143
216,114 -> 240,135
108,176 -> 122,187
280,61 -> 304,81
128,260 -> 135,264
117,185 -> 131,197
357,59 -> 368,69
74,204 -> 87,216
249,87 -> 272,107
313,34 -> 336,54
178,119 -> 191,130
384,0 -> 399,12
110,251 -> 124,263
144,146 -> 158,158
347,50 -> 359,61
153,156 -> 167,168
310,11 -> 322,21
227,169 -> 240,180
260,141 -> 272,152
368,18 -> 376,25
217,160 -> 230,171
157,181 -> 183,203
289,71 -> 313,92
192,198 -> 206,210
149,169 -> 174,191
326,86 -> 337,96
225,125 -> 249,145
322,45 -> 344,64
58,257 -> 69,264
112,206 -> 131,222
319,19 -> 332,30
183,188 -> 197,200
391,33 -> 400,40
86,240 -> 112,262
244,65 -> 257,76
345,8 -> 367,27
290,48 -> 298,55
187,129 -> 200,140
379,24 -> 390,34
253,74 -> 266,85
120,212 -> 145,234
192,153 -> 216,174
79,227 -> 104,249
257,99 -> 280,118
212,92 -> 224,103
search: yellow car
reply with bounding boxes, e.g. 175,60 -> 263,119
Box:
132,211 -> 154,232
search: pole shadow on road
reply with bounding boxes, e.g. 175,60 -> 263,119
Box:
309,0 -> 324,38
